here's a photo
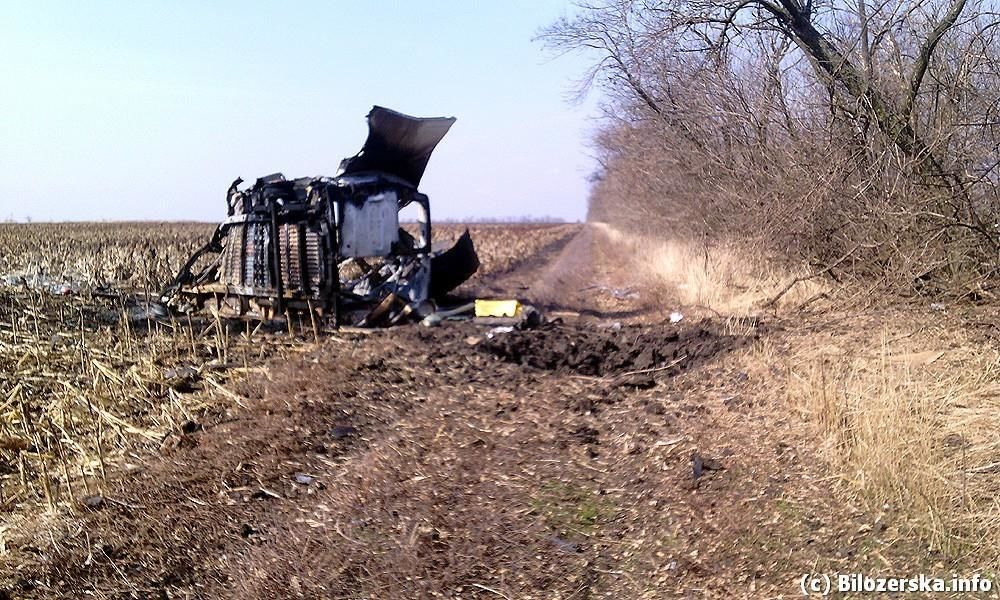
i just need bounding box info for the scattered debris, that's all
[293,473,316,485]
[0,273,84,296]
[330,425,357,440]
[692,453,724,479]
[164,365,198,380]
[421,302,475,327]
[81,494,105,510]
[547,535,580,553]
[486,326,515,339]
[421,314,443,327]
[251,488,282,501]
[127,300,169,321]
[611,287,639,300]
[669,311,684,324]
[475,299,522,318]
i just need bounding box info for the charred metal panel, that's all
[220,226,244,285]
[278,224,298,291]
[218,221,273,290]
[339,191,399,258]
[250,222,270,288]
[338,106,456,187]
[430,229,479,299]
[277,223,323,296]
[304,228,322,293]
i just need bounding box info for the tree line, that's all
[543,0,1000,294]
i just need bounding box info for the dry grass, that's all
[593,223,825,316]
[778,322,1000,569]
[608,221,1000,571]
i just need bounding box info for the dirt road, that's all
[1,226,918,598]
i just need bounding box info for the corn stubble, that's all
[0,223,291,516]
[0,221,571,518]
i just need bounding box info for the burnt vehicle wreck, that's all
[162,106,479,326]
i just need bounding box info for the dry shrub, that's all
[595,223,825,315]
[779,323,1000,567]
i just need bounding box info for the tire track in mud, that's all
[456,225,581,301]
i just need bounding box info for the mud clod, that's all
[480,322,743,376]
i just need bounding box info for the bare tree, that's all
[542,0,1000,291]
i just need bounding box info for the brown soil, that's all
[479,322,744,377]
[0,225,956,598]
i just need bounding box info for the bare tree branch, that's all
[904,0,970,119]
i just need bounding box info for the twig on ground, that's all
[763,245,860,310]
[469,583,512,599]
[613,355,688,379]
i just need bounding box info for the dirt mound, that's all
[480,322,743,376]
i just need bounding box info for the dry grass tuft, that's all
[780,324,1000,569]
[593,223,825,316]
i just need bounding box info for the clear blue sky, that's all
[0,1,597,222]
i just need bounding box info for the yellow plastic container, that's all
[474,299,522,318]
